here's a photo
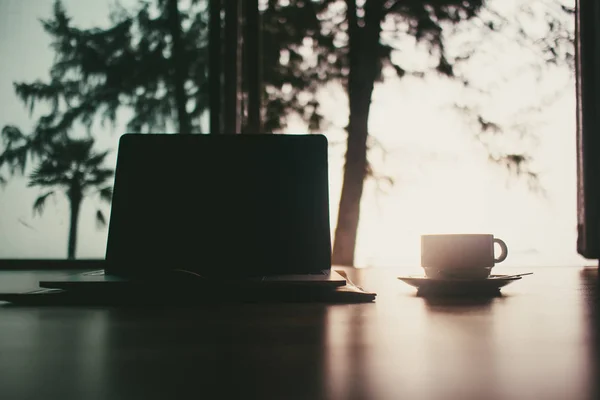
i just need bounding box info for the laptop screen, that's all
[105,134,331,277]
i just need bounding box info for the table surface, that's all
[0,266,597,400]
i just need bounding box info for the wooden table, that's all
[0,266,597,400]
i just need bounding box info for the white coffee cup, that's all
[421,234,508,279]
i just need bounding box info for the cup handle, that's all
[493,238,508,263]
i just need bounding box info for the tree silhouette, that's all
[0,0,208,257]
[0,0,208,260]
[27,138,113,259]
[5,0,208,145]
[261,0,487,265]
[260,0,573,265]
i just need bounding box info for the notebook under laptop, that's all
[40,134,345,289]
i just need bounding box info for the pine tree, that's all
[260,0,573,265]
[7,0,208,145]
[261,0,486,265]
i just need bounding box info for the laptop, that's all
[40,133,346,289]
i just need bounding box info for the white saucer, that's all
[397,274,524,294]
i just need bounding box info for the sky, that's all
[0,0,589,270]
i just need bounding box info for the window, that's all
[0,0,585,269]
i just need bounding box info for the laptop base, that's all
[39,269,346,290]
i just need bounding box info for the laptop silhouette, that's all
[40,134,345,289]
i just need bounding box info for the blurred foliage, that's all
[14,0,208,136]
[260,0,486,133]
[1,0,208,176]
